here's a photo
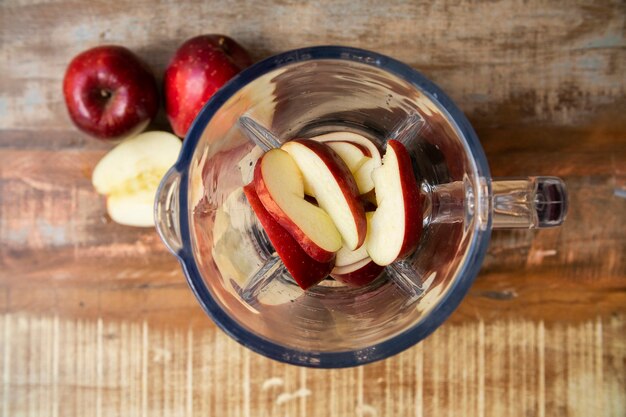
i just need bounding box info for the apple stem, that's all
[218,36,228,52]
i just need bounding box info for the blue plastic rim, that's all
[169,46,492,368]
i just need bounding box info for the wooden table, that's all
[1,1,624,416]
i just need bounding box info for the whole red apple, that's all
[63,45,159,140]
[164,34,252,138]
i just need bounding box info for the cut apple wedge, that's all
[92,131,182,227]
[253,148,341,262]
[311,131,377,156]
[334,211,374,267]
[335,243,368,268]
[331,257,384,287]
[106,190,158,228]
[296,141,367,197]
[323,141,369,173]
[366,140,423,266]
[282,139,366,251]
[244,184,334,290]
[311,132,382,194]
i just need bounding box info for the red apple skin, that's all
[253,155,336,263]
[62,46,159,140]
[359,190,377,211]
[331,260,384,287]
[387,140,424,259]
[243,184,333,289]
[291,139,368,249]
[164,35,252,138]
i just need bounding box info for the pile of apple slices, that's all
[245,133,423,290]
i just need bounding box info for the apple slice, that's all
[298,138,369,196]
[281,139,366,251]
[312,132,382,194]
[323,141,370,173]
[334,211,375,267]
[106,190,158,228]
[311,132,377,156]
[92,131,182,227]
[335,243,368,268]
[253,148,341,262]
[331,257,384,287]
[366,140,423,266]
[244,184,334,289]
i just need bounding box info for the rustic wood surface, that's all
[0,0,624,416]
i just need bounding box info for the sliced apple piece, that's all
[105,190,156,228]
[331,257,384,287]
[299,138,370,196]
[323,141,369,173]
[253,148,341,262]
[334,211,374,267]
[335,243,369,268]
[366,140,423,266]
[282,139,366,251]
[92,131,182,227]
[244,184,334,289]
[311,131,376,157]
[311,132,382,194]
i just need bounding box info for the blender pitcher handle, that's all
[155,167,183,255]
[491,176,568,229]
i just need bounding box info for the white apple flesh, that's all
[253,148,342,262]
[281,139,367,251]
[92,131,182,227]
[332,257,372,275]
[366,140,423,266]
[334,211,374,267]
[323,141,369,173]
[311,132,382,194]
[106,190,157,228]
[299,140,369,196]
[335,243,368,268]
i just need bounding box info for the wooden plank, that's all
[0,313,624,417]
[0,0,625,415]
[0,0,624,139]
[1,137,623,325]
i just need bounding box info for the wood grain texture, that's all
[0,314,624,417]
[0,0,624,138]
[0,0,625,415]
